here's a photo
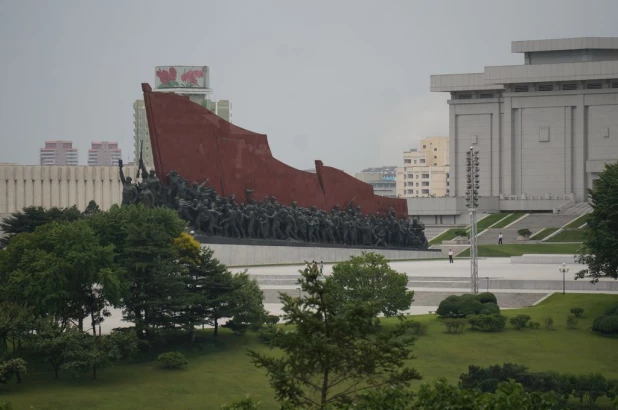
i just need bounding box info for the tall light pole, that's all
[466,146,480,294]
[558,263,569,295]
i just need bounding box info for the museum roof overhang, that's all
[431,60,618,93]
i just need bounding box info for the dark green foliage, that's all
[527,321,540,330]
[157,352,188,369]
[0,358,26,384]
[436,293,500,318]
[604,304,618,316]
[329,252,414,317]
[510,314,531,330]
[0,205,82,247]
[592,314,618,334]
[566,315,578,329]
[453,229,469,238]
[0,221,122,333]
[477,292,498,305]
[221,397,262,409]
[409,320,427,335]
[576,161,618,281]
[570,307,584,318]
[517,228,532,237]
[248,263,421,408]
[569,373,615,408]
[544,316,554,330]
[467,314,506,332]
[442,318,467,334]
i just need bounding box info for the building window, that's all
[586,82,603,90]
[416,183,419,187]
[479,93,494,98]
[422,145,426,149]
[422,182,429,186]
[422,189,430,194]
[420,159,425,164]
[434,148,437,151]
[433,163,437,166]
[562,83,578,91]
[537,84,553,92]
[514,85,529,92]
[413,160,417,164]
[434,156,437,159]
[416,175,419,179]
[404,159,411,164]
[458,94,472,99]
[422,174,429,179]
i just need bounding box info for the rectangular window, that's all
[434,156,437,159]
[479,93,494,98]
[422,189,430,194]
[404,159,411,164]
[420,159,425,164]
[422,145,426,149]
[434,148,437,151]
[422,174,429,179]
[458,94,472,99]
[413,160,417,164]
[586,82,603,90]
[537,84,553,92]
[422,182,429,186]
[433,163,437,166]
[416,183,419,187]
[562,83,577,91]
[514,85,529,92]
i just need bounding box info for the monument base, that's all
[199,240,442,267]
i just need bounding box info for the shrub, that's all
[477,292,498,305]
[442,318,467,334]
[264,315,280,326]
[517,228,532,237]
[593,315,618,334]
[436,293,500,318]
[409,320,428,335]
[454,230,469,238]
[570,307,584,318]
[510,314,531,330]
[467,314,506,332]
[527,321,540,330]
[544,316,554,330]
[603,305,618,316]
[157,352,188,370]
[566,315,578,330]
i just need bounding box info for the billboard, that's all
[155,66,209,89]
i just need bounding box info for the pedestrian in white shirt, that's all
[448,249,454,263]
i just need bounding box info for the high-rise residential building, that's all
[133,100,153,167]
[355,166,398,198]
[39,141,78,166]
[88,141,122,166]
[396,137,450,198]
[133,66,232,167]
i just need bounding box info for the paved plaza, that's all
[100,257,617,333]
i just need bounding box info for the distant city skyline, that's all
[2,1,618,174]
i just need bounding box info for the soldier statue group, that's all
[119,160,428,249]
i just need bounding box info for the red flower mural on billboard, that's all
[156,67,204,88]
[180,69,205,87]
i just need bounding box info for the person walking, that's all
[319,261,324,274]
[498,232,503,245]
[448,249,454,264]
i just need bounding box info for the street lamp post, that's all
[466,146,480,294]
[485,277,490,292]
[558,263,569,295]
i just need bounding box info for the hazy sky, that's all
[1,0,617,174]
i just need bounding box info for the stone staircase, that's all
[508,214,577,231]
[477,228,520,245]
[557,202,592,215]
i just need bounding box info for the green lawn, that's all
[4,294,618,410]
[546,229,586,243]
[491,213,526,229]
[531,227,559,240]
[564,213,591,229]
[476,213,509,230]
[458,243,581,257]
[429,228,465,246]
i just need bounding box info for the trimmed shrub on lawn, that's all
[157,352,188,370]
[436,293,500,318]
[592,315,618,335]
[527,321,540,330]
[544,317,554,330]
[566,315,578,330]
[570,307,584,318]
[442,318,467,334]
[517,228,532,238]
[604,305,618,316]
[409,320,428,335]
[467,314,506,332]
[510,314,531,330]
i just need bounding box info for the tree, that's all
[329,252,414,317]
[224,272,267,335]
[576,161,618,282]
[248,263,420,408]
[0,221,123,333]
[33,322,83,379]
[87,205,186,338]
[0,358,26,385]
[0,205,82,247]
[0,303,35,354]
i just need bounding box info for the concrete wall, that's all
[204,243,442,267]
[0,165,138,214]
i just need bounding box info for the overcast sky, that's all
[1,0,616,174]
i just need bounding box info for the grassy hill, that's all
[3,294,618,409]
